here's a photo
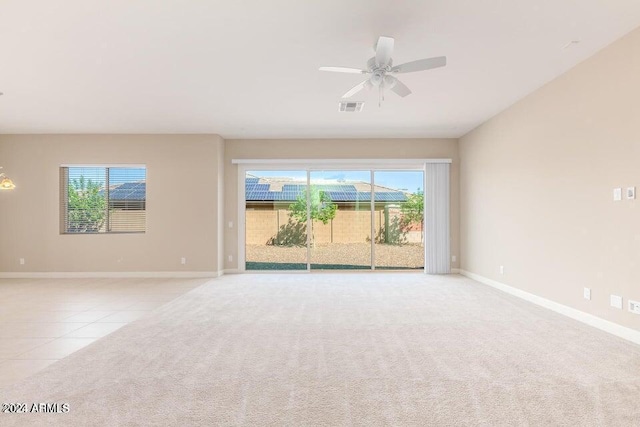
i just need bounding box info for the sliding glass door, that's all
[245,170,308,270]
[243,167,426,271]
[309,171,372,270]
[373,171,424,270]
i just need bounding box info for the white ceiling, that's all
[1,0,640,139]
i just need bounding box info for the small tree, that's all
[67,176,106,233]
[401,189,424,243]
[288,187,337,246]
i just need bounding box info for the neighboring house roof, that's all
[245,177,407,202]
[108,182,146,201]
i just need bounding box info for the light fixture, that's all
[0,167,16,190]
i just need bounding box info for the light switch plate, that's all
[583,287,591,300]
[610,294,623,309]
[627,187,636,200]
[613,188,622,201]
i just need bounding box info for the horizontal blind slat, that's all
[62,166,146,234]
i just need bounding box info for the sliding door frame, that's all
[235,159,451,273]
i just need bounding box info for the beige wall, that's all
[0,134,224,273]
[224,138,459,271]
[0,136,457,274]
[460,28,640,331]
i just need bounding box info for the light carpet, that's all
[2,274,640,426]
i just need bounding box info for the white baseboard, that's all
[0,271,220,279]
[1,269,454,278]
[459,270,640,346]
[225,269,457,275]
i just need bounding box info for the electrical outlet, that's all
[228,255,233,263]
[583,287,591,300]
[228,221,233,229]
[610,294,623,309]
[629,300,640,315]
[180,257,186,265]
[499,265,504,275]
[19,258,25,265]
[451,255,457,262]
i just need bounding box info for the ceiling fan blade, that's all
[319,66,367,74]
[342,79,369,98]
[390,56,447,73]
[375,36,394,67]
[386,76,412,97]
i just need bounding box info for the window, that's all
[61,166,146,234]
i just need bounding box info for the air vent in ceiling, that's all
[338,101,364,112]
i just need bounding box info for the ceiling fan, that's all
[319,36,446,104]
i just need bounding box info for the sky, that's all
[68,167,146,186]
[247,170,423,193]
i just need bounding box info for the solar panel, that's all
[245,183,271,201]
[282,184,304,191]
[325,191,347,201]
[275,185,305,201]
[374,192,407,202]
[96,180,148,203]
[131,190,146,200]
[315,184,357,192]
[267,192,277,201]
[245,181,408,204]
[247,183,269,191]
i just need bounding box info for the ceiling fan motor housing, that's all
[367,57,392,87]
[367,57,392,71]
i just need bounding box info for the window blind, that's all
[424,163,450,274]
[61,166,146,234]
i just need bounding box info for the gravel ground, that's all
[246,243,424,269]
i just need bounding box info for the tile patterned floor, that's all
[0,277,209,388]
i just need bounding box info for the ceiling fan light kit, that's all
[320,36,447,105]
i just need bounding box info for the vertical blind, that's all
[61,166,147,234]
[425,163,451,274]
